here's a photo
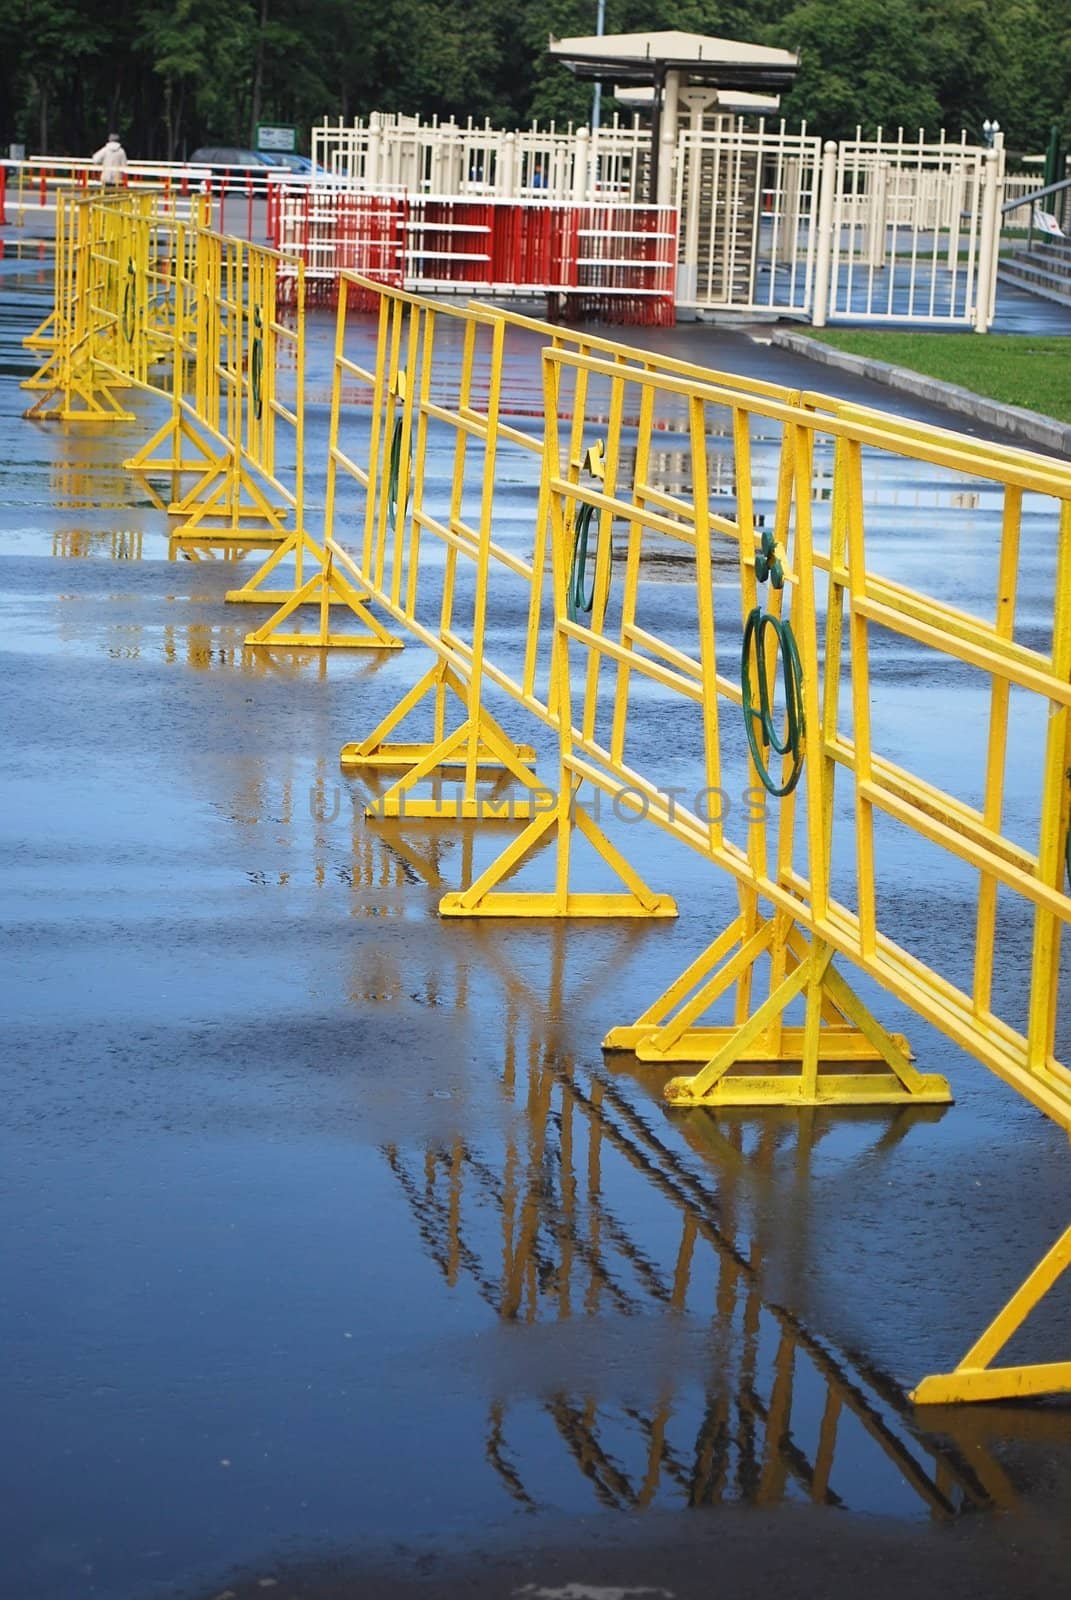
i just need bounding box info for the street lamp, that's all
[982,119,1001,149]
[591,0,606,136]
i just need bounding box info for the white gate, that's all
[675,122,822,317]
[816,132,1002,329]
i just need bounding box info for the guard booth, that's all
[548,30,800,307]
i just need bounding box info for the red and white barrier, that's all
[273,190,677,325]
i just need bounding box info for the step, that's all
[1004,240,1071,269]
[998,251,1071,285]
[996,263,1071,309]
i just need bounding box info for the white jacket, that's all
[92,139,127,183]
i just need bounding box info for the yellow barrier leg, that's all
[23,307,58,351]
[439,778,677,918]
[604,914,952,1108]
[342,662,542,818]
[169,456,290,543]
[240,538,404,650]
[912,1226,1071,1404]
[125,412,221,482]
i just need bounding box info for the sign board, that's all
[9,143,26,161]
[1033,205,1065,238]
[256,124,297,154]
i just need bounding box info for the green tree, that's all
[775,0,942,137]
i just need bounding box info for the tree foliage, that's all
[0,0,1067,157]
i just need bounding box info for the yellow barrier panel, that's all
[21,189,203,422]
[233,271,402,645]
[126,226,324,576]
[330,278,569,819]
[21,192,139,421]
[239,283,807,652]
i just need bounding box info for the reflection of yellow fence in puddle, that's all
[52,528,143,560]
[380,927,1020,1515]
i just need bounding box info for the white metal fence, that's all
[311,114,1002,329]
[674,123,821,315]
[312,112,650,203]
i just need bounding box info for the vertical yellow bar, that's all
[820,435,849,881]
[690,392,725,855]
[608,373,654,766]
[579,368,625,748]
[360,285,389,580]
[843,436,875,955]
[463,314,506,803]
[791,419,830,924]
[323,274,351,572]
[1026,497,1071,1072]
[973,485,1022,1015]
[407,306,436,622]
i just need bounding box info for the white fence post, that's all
[974,149,1000,333]
[573,126,590,202]
[812,141,838,327]
[867,161,888,268]
[500,132,517,200]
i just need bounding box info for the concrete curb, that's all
[770,329,1071,458]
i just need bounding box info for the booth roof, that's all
[548,30,799,87]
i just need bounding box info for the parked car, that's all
[186,146,281,176]
[263,152,330,177]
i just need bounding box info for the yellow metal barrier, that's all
[20,218,1071,1402]
[128,229,297,545]
[329,277,569,823]
[21,189,204,422]
[22,192,141,420]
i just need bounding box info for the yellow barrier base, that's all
[912,1225,1071,1404]
[23,308,57,351]
[343,662,543,818]
[240,537,404,651]
[124,413,224,508]
[225,528,325,606]
[168,455,291,543]
[603,913,953,1108]
[439,792,677,918]
[22,357,135,421]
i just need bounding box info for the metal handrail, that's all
[1000,173,1071,253]
[1001,173,1071,214]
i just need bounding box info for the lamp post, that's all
[982,119,1000,149]
[591,0,606,137]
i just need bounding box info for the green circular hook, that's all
[741,605,806,798]
[567,503,599,622]
[250,304,264,421]
[121,258,136,344]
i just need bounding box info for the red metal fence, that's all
[272,191,677,325]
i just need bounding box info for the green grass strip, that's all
[805,331,1071,424]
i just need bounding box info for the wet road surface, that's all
[2,263,1071,1600]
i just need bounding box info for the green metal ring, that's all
[121,259,136,344]
[250,305,264,421]
[386,413,408,531]
[567,502,599,622]
[741,605,806,798]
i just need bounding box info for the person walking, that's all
[92,133,127,185]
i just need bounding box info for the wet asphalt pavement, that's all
[2,255,1071,1600]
